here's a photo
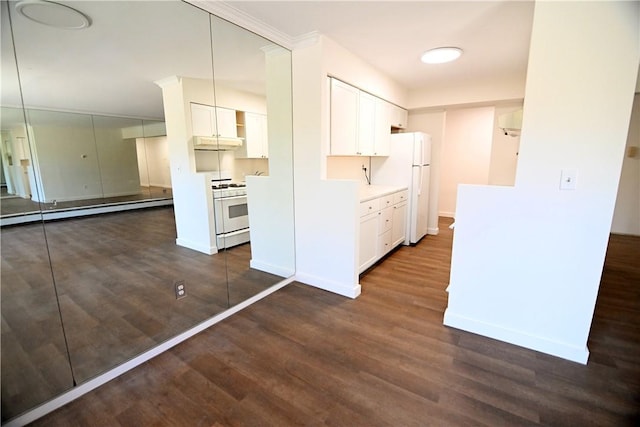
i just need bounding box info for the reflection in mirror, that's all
[4,0,229,390]
[11,0,233,385]
[1,1,74,421]
[208,15,295,306]
[2,0,295,421]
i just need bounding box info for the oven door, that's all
[214,195,249,234]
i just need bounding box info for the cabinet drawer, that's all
[380,194,394,210]
[360,198,380,217]
[393,190,408,205]
[378,207,393,234]
[377,229,392,257]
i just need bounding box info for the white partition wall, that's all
[444,1,639,363]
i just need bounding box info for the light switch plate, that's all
[560,169,577,190]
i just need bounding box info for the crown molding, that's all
[292,31,321,49]
[186,0,294,50]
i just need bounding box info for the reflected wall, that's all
[1,0,295,423]
[0,1,74,420]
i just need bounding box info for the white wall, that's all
[438,107,495,217]
[444,1,639,363]
[28,110,102,203]
[611,93,640,235]
[246,46,295,277]
[489,104,523,186]
[292,34,408,298]
[326,156,370,186]
[407,110,445,234]
[407,74,525,110]
[136,136,172,189]
[158,76,217,254]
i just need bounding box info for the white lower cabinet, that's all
[391,201,408,247]
[358,189,408,273]
[359,212,378,270]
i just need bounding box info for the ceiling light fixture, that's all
[15,0,91,30]
[420,47,463,64]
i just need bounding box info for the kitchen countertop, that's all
[359,185,408,202]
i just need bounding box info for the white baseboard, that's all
[175,238,217,255]
[250,259,295,277]
[427,227,439,235]
[439,211,456,218]
[443,309,589,364]
[295,272,361,299]
[5,277,295,427]
[1,200,173,226]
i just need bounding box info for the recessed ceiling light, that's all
[420,47,463,64]
[15,0,91,30]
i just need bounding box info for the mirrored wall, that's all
[0,0,295,422]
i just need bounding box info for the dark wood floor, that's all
[29,217,640,426]
[1,206,283,422]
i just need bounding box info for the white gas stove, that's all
[210,172,250,249]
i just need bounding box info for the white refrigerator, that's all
[371,132,431,244]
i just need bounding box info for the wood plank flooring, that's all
[1,206,283,422]
[29,217,640,426]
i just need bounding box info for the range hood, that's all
[193,136,243,150]
[498,109,523,137]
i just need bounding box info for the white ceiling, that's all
[225,0,535,92]
[2,0,536,121]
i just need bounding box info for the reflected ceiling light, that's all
[420,47,463,64]
[15,0,91,30]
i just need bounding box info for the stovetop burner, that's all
[212,182,247,190]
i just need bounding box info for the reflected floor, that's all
[0,186,173,217]
[1,206,283,421]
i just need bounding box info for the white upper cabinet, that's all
[390,104,408,129]
[374,98,391,156]
[190,103,237,138]
[329,78,360,155]
[329,77,394,157]
[358,91,376,156]
[215,107,238,138]
[237,112,268,158]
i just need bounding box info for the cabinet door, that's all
[240,112,268,158]
[378,229,392,257]
[391,105,408,129]
[391,201,408,247]
[191,103,214,137]
[214,107,237,138]
[330,78,359,155]
[374,99,391,156]
[358,92,376,156]
[359,212,378,272]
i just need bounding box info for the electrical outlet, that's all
[560,169,577,190]
[174,280,186,299]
